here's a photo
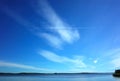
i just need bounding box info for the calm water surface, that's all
[0,74,120,81]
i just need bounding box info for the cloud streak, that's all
[1,0,80,49]
[0,61,51,71]
[111,58,120,68]
[39,50,86,68]
[41,33,63,49]
[109,49,120,68]
[0,4,44,39]
[96,48,120,69]
[36,0,80,48]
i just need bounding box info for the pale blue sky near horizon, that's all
[0,0,120,73]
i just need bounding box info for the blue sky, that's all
[0,0,120,73]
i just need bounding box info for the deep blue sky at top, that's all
[0,0,120,73]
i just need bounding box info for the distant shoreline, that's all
[0,72,112,76]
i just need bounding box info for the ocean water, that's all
[0,74,120,81]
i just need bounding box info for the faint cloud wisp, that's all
[36,0,80,48]
[41,33,63,49]
[0,61,51,71]
[39,50,86,68]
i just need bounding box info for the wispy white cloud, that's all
[41,33,63,49]
[96,48,120,69]
[101,48,120,58]
[39,50,86,68]
[0,61,51,71]
[36,0,80,48]
[2,0,80,49]
[109,50,120,68]
[111,57,120,68]
[0,5,39,33]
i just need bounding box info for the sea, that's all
[0,74,120,81]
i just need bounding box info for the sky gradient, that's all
[0,0,120,73]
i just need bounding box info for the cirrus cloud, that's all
[39,50,87,68]
[0,61,52,72]
[35,0,80,48]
